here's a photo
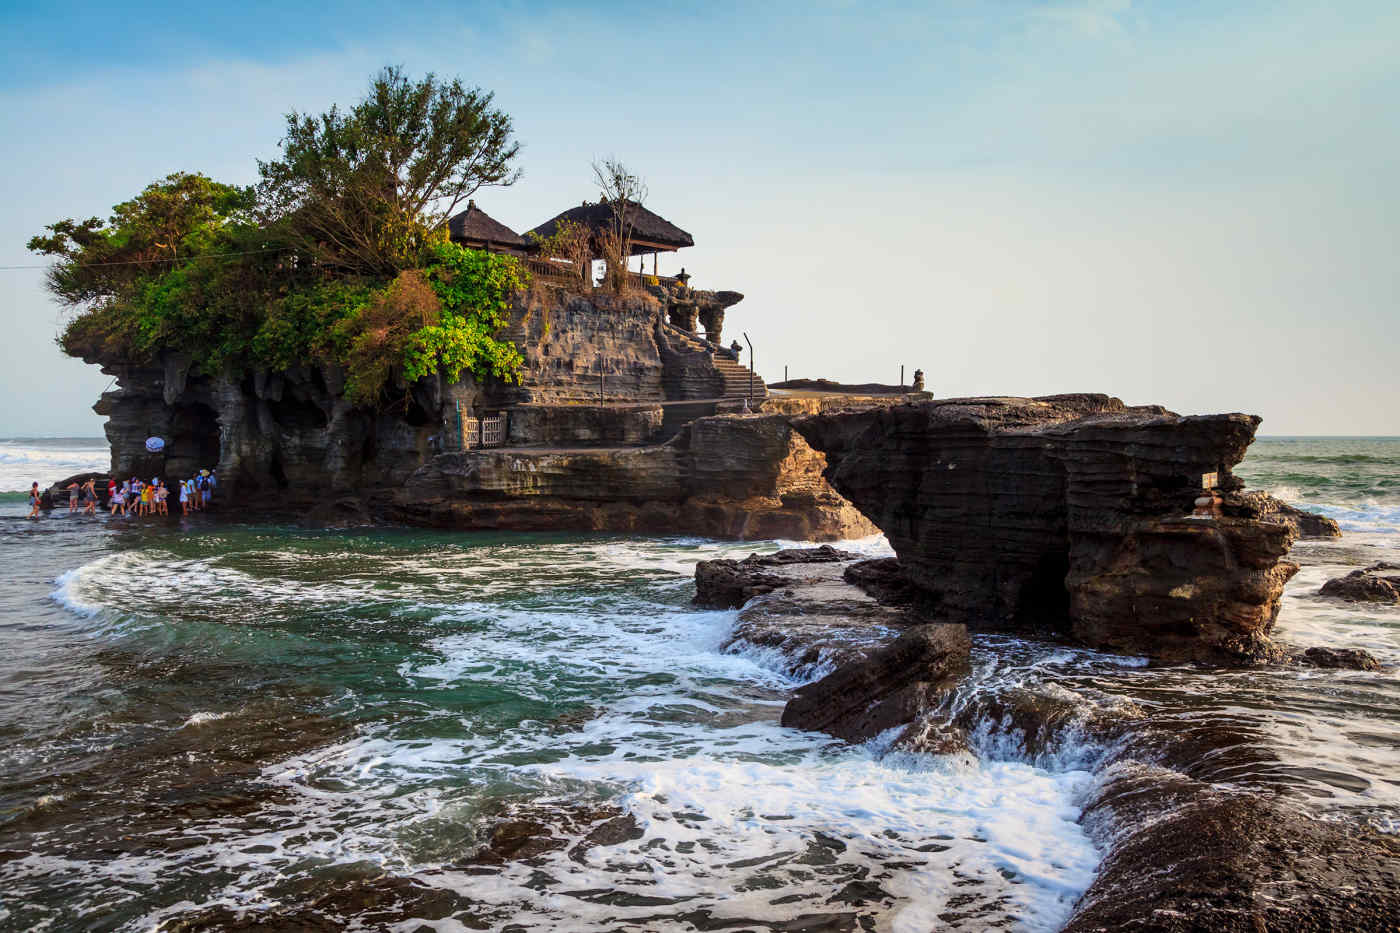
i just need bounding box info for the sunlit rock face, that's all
[791,394,1300,663]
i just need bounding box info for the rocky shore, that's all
[695,546,1399,931]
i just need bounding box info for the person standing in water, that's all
[111,481,128,516]
[81,478,97,516]
[28,482,41,519]
[66,482,79,513]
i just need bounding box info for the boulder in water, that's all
[1319,568,1400,604]
[1297,646,1383,671]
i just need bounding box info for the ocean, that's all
[0,437,1396,931]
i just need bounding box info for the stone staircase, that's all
[656,321,766,401]
[713,354,767,400]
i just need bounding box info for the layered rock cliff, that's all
[84,282,871,540]
[391,414,877,541]
[791,394,1300,663]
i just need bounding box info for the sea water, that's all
[0,437,1396,931]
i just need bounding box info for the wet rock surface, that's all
[781,623,970,743]
[1319,564,1400,603]
[693,545,861,608]
[791,394,1301,663]
[1295,645,1384,671]
[701,548,929,678]
[1230,489,1342,538]
[1065,770,1400,932]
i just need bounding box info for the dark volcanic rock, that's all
[842,557,922,606]
[693,545,860,608]
[1065,772,1400,932]
[1296,646,1384,671]
[718,557,926,677]
[780,623,970,743]
[1320,567,1400,603]
[694,559,787,609]
[1231,490,1342,538]
[791,395,1300,663]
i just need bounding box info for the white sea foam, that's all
[0,438,108,493]
[182,711,233,727]
[36,532,1102,930]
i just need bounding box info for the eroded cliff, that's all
[791,394,1300,662]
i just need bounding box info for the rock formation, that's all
[693,545,861,609]
[1231,490,1342,539]
[392,414,877,541]
[1319,563,1400,603]
[696,547,970,742]
[77,283,866,539]
[1065,772,1400,931]
[791,394,1300,663]
[780,623,970,743]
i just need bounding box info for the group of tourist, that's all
[26,469,218,520]
[108,470,217,517]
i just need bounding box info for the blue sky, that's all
[2,0,1397,434]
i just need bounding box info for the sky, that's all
[1,0,1396,436]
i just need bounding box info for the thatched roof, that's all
[447,201,528,250]
[525,199,695,254]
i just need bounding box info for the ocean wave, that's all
[0,439,109,493]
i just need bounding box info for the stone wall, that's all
[393,414,878,541]
[504,404,664,447]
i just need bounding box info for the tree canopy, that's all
[257,65,520,275]
[31,67,529,408]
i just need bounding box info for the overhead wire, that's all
[0,246,293,272]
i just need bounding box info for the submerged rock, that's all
[780,623,970,743]
[791,395,1300,663]
[1320,567,1400,603]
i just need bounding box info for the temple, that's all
[446,198,750,358]
[424,196,769,451]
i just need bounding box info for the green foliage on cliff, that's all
[411,240,526,385]
[31,68,529,407]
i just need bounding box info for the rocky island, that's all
[25,68,1394,932]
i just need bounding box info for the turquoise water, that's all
[0,437,1397,931]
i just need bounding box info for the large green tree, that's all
[257,65,520,276]
[27,172,255,308]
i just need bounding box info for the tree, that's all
[592,158,648,294]
[27,172,255,308]
[258,66,520,276]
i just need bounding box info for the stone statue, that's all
[912,369,925,392]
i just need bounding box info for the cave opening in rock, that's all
[1015,547,1073,634]
[267,395,328,431]
[168,402,221,475]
